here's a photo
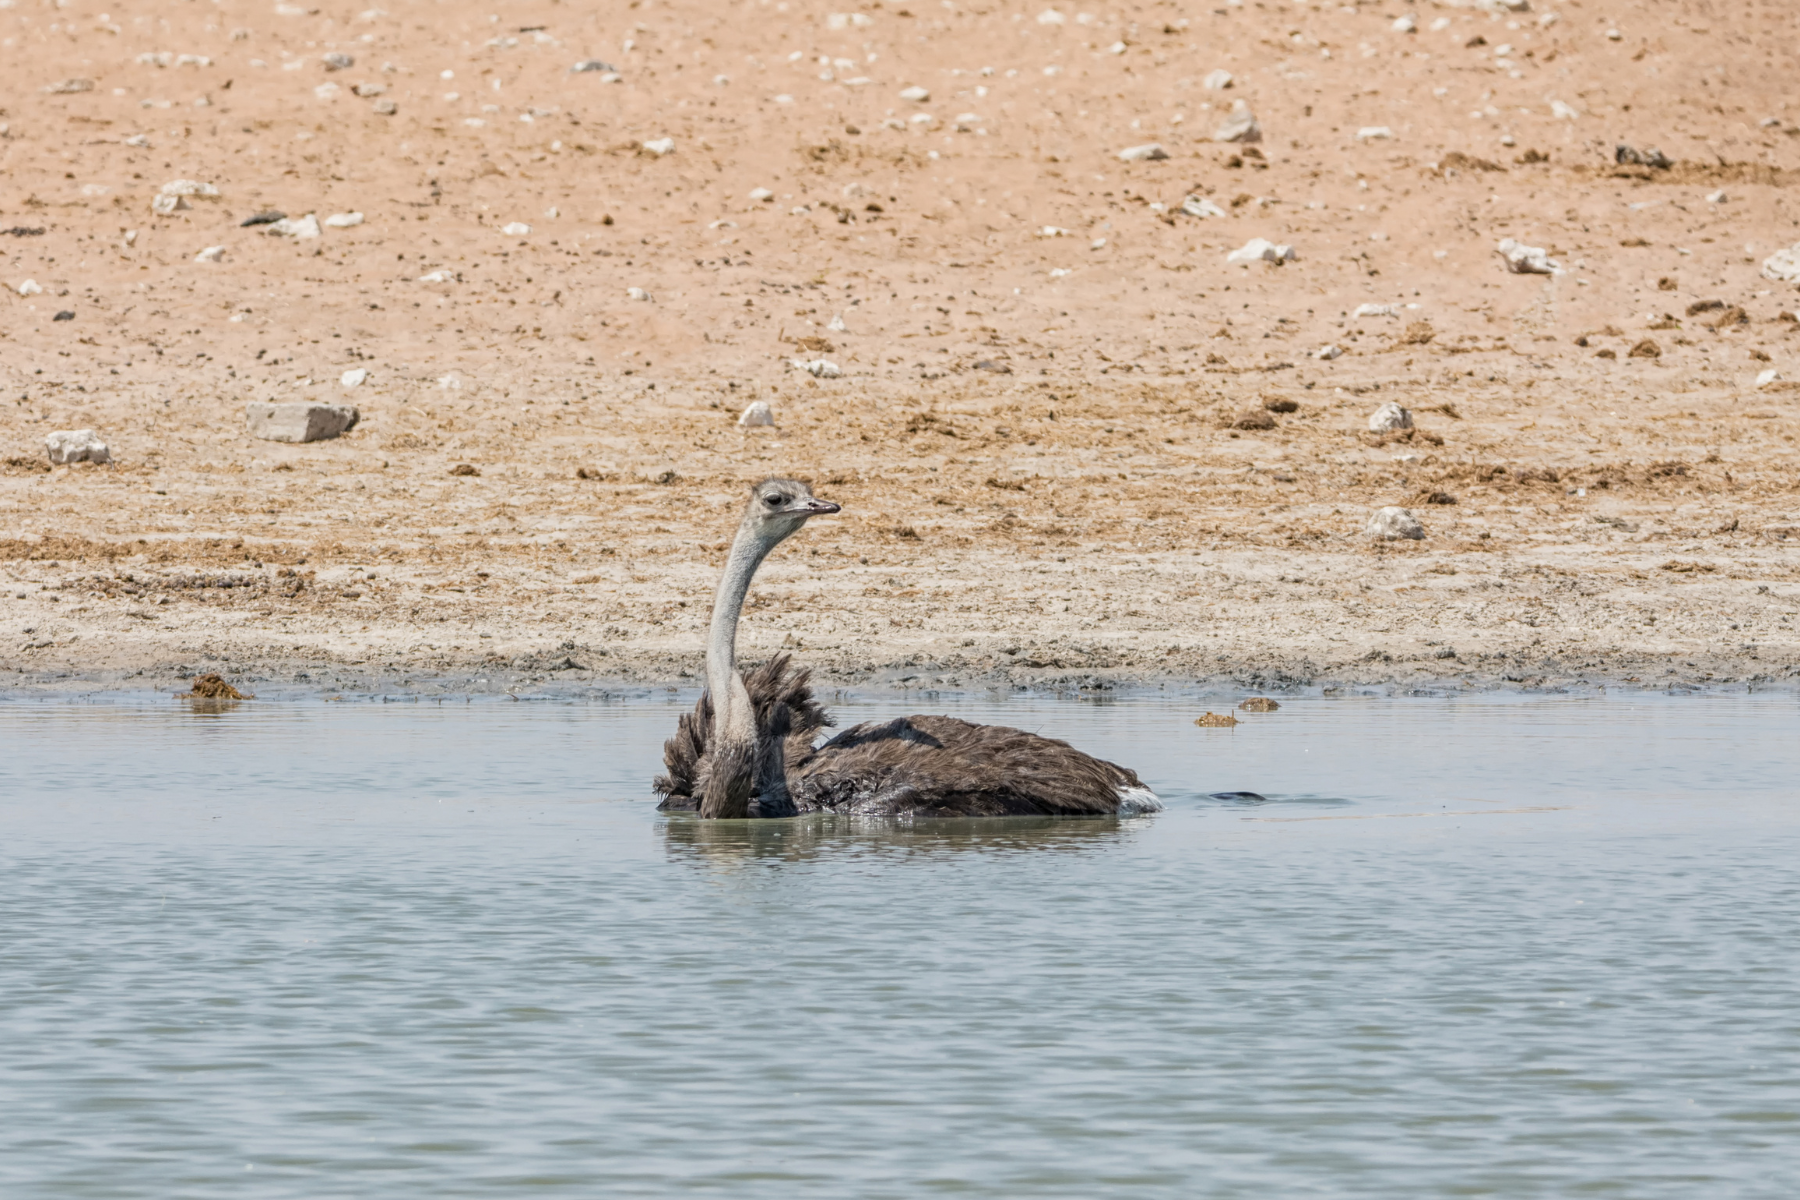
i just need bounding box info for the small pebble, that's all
[193,245,225,262]
[1367,401,1414,433]
[340,368,368,388]
[323,52,354,70]
[627,287,652,301]
[899,85,930,102]
[1117,142,1169,162]
[1215,99,1261,143]
[324,212,364,228]
[241,210,286,227]
[738,401,775,427]
[45,429,111,464]
[502,222,531,235]
[641,137,675,156]
[1366,506,1425,541]
[266,213,322,239]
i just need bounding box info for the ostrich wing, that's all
[791,715,1157,817]
[654,653,834,810]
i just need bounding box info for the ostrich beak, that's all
[795,497,841,516]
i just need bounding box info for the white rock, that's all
[627,287,652,301]
[323,51,354,70]
[1352,303,1398,318]
[1756,369,1783,388]
[1037,8,1065,24]
[1316,344,1343,360]
[1356,126,1394,141]
[1225,237,1295,265]
[1496,237,1560,275]
[748,187,775,201]
[1181,195,1226,218]
[641,137,675,156]
[45,429,111,465]
[1091,237,1107,250]
[1367,401,1415,433]
[353,82,386,97]
[437,375,462,390]
[1392,13,1417,32]
[151,193,188,215]
[826,12,874,30]
[417,269,460,283]
[314,82,340,100]
[246,402,360,443]
[571,59,617,73]
[17,279,43,296]
[954,113,980,132]
[1117,142,1169,162]
[1366,506,1425,541]
[324,211,364,227]
[340,367,369,388]
[738,400,776,427]
[502,222,531,235]
[267,213,322,240]
[827,313,848,333]
[1108,40,1126,54]
[1706,190,1727,204]
[899,85,930,102]
[790,358,841,378]
[1550,99,1580,120]
[1760,243,1800,283]
[372,99,398,115]
[1202,68,1233,90]
[1215,99,1261,143]
[193,245,225,262]
[909,113,934,127]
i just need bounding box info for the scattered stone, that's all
[1401,320,1435,344]
[193,245,225,262]
[1315,344,1343,359]
[1202,69,1233,90]
[502,221,531,235]
[46,78,95,94]
[17,279,43,296]
[1117,142,1169,162]
[826,12,874,30]
[1627,338,1661,359]
[1180,195,1226,218]
[372,98,398,115]
[1239,697,1280,712]
[1757,369,1783,388]
[245,402,359,443]
[1686,299,1724,316]
[1367,401,1415,433]
[45,429,111,465]
[1550,99,1580,120]
[1215,99,1261,143]
[1496,237,1560,275]
[1356,126,1395,140]
[241,210,286,227]
[1230,408,1277,430]
[973,359,1013,373]
[790,358,842,378]
[1614,143,1671,169]
[571,59,618,73]
[151,194,188,216]
[1352,303,1397,318]
[748,187,775,201]
[1762,243,1800,284]
[627,287,652,301]
[1225,237,1296,265]
[417,269,459,283]
[738,400,776,427]
[322,52,354,70]
[52,310,74,321]
[827,313,848,332]
[1263,396,1299,413]
[340,367,368,388]
[1435,647,1458,660]
[1366,506,1425,540]
[449,463,480,476]
[641,137,675,156]
[267,213,322,239]
[353,82,386,97]
[186,674,250,700]
[1391,13,1417,32]
[1706,189,1728,204]
[899,85,930,102]
[1194,711,1239,727]
[324,212,364,228]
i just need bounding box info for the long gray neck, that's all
[705,523,777,741]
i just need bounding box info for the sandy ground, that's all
[3,0,1799,696]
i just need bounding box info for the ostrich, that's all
[655,478,1161,819]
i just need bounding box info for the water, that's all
[3,690,1799,1198]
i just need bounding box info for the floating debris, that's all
[1239,697,1281,712]
[1195,712,1239,727]
[186,674,251,699]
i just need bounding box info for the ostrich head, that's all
[737,477,841,549]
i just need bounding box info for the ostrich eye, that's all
[764,494,784,507]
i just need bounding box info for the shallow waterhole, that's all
[2,691,1797,1198]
